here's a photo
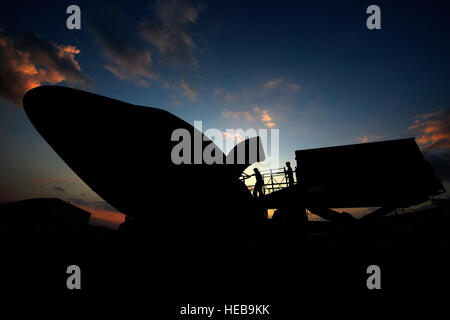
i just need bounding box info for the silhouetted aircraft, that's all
[24,86,265,251]
[23,86,446,252]
[17,86,450,299]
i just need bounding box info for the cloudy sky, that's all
[0,0,449,227]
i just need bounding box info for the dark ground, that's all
[1,198,449,316]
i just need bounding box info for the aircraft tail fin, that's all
[225,136,265,178]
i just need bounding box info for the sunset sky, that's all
[0,0,449,228]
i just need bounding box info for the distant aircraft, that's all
[24,86,266,251]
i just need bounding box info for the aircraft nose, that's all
[23,86,60,125]
[23,86,86,150]
[23,86,42,118]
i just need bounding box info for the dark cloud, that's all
[89,0,202,86]
[0,31,89,106]
[155,0,200,26]
[88,5,162,86]
[53,186,65,192]
[140,0,202,67]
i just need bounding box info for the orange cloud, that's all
[180,79,197,100]
[408,109,450,150]
[242,111,253,121]
[222,109,241,119]
[222,131,244,142]
[253,106,277,128]
[59,45,80,55]
[287,83,301,92]
[263,77,301,92]
[0,31,88,106]
[263,77,283,89]
[261,110,272,122]
[58,45,81,71]
[222,106,277,127]
[225,92,235,101]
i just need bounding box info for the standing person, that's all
[253,168,264,198]
[286,162,294,187]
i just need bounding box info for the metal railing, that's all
[240,167,296,195]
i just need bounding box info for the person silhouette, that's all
[253,168,264,198]
[286,162,294,187]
